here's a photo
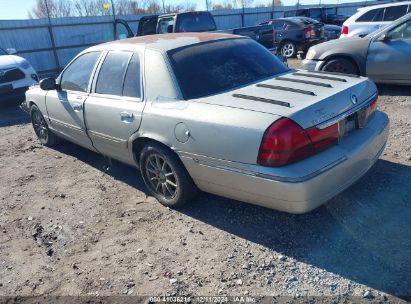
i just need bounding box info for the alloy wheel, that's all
[32,110,48,142]
[282,43,295,58]
[145,154,178,199]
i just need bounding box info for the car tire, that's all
[281,41,297,58]
[30,104,60,147]
[139,142,198,208]
[321,58,359,75]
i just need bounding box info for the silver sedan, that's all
[22,33,389,214]
[302,13,411,85]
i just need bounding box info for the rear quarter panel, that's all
[139,99,280,164]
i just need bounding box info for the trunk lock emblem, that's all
[351,94,358,105]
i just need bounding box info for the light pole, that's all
[205,0,209,11]
[162,0,166,13]
[109,0,116,39]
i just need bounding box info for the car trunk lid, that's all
[195,69,377,129]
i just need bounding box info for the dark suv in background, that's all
[259,17,325,58]
[284,7,349,25]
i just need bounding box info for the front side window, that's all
[61,52,101,92]
[168,38,289,100]
[384,5,408,22]
[96,51,132,96]
[388,20,411,40]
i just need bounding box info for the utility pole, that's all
[271,0,275,19]
[162,0,166,13]
[44,0,60,72]
[109,0,116,39]
[206,0,209,11]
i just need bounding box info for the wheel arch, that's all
[130,134,177,166]
[319,54,363,76]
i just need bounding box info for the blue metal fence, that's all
[0,0,388,75]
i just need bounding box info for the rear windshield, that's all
[175,13,216,32]
[168,38,289,100]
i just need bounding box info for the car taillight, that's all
[304,28,312,39]
[257,118,339,167]
[306,124,339,152]
[341,25,349,35]
[365,96,378,123]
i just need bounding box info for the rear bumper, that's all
[180,111,389,214]
[297,38,325,52]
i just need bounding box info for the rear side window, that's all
[356,9,378,22]
[61,52,101,92]
[96,52,132,96]
[384,5,408,22]
[175,13,217,32]
[272,20,286,30]
[123,54,141,98]
[168,38,289,100]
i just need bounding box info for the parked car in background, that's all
[260,17,325,58]
[118,11,279,51]
[0,47,38,104]
[324,24,342,40]
[303,13,411,85]
[340,1,411,38]
[136,11,217,35]
[284,7,349,26]
[22,33,389,214]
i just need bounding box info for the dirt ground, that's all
[0,60,410,302]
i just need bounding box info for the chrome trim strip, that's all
[316,92,378,130]
[255,156,348,183]
[88,130,124,143]
[189,155,348,184]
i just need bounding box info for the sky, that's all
[0,0,366,20]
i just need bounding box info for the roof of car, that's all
[87,32,239,53]
[358,1,411,11]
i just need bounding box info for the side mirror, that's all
[377,34,390,43]
[40,78,57,91]
[6,48,17,55]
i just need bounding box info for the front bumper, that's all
[0,86,29,103]
[301,59,324,71]
[180,111,389,214]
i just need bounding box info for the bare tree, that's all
[28,0,73,18]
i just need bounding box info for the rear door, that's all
[46,51,102,149]
[84,51,144,163]
[367,19,411,83]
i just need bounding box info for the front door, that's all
[367,19,411,83]
[85,51,144,164]
[46,51,102,149]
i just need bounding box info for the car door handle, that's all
[120,111,134,122]
[72,103,83,112]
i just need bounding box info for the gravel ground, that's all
[0,60,410,302]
